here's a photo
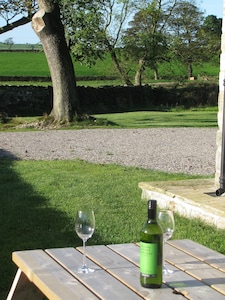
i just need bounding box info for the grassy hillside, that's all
[0,50,220,81]
[0,51,117,78]
[1,52,50,76]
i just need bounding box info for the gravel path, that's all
[0,128,217,175]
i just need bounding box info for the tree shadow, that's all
[0,151,80,299]
[0,148,18,159]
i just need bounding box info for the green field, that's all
[1,52,50,76]
[0,50,220,83]
[0,51,118,78]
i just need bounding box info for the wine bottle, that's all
[140,200,163,288]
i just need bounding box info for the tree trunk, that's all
[32,0,79,122]
[109,49,133,86]
[153,62,159,80]
[153,65,159,80]
[134,59,145,86]
[188,63,193,78]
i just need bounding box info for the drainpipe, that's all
[216,79,225,196]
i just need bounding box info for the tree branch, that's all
[0,16,31,34]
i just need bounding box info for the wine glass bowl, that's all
[75,217,95,241]
[157,210,175,275]
[75,210,95,274]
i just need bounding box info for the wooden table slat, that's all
[12,249,98,300]
[165,244,225,296]
[164,265,225,300]
[107,243,225,300]
[8,240,225,300]
[82,244,184,300]
[106,243,140,266]
[168,239,225,272]
[46,247,142,300]
[77,244,134,269]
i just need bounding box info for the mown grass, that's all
[93,108,218,128]
[0,107,218,131]
[0,158,221,300]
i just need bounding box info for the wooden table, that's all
[7,239,225,300]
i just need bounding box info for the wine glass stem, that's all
[163,241,165,266]
[163,237,168,268]
[82,239,86,267]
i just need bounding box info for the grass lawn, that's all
[0,158,223,299]
[0,107,218,131]
[93,108,218,128]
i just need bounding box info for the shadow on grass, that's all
[0,152,80,299]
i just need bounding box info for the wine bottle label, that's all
[140,242,157,277]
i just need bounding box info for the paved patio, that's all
[139,178,225,229]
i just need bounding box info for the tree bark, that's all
[134,59,145,86]
[32,0,79,122]
[109,48,133,86]
[154,68,159,80]
[188,63,193,78]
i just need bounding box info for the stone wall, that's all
[0,85,53,116]
[0,83,219,117]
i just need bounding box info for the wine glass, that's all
[75,210,95,274]
[157,210,175,275]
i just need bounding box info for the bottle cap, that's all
[148,200,157,210]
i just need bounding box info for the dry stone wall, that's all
[0,84,219,117]
[0,85,52,116]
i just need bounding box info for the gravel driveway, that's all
[0,128,217,175]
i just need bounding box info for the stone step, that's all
[139,179,225,229]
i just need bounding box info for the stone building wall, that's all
[215,2,225,188]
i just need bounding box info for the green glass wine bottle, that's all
[140,200,163,288]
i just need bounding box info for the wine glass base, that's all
[77,265,95,274]
[163,266,174,275]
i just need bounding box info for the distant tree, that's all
[168,1,205,78]
[4,37,14,49]
[123,0,176,84]
[200,15,222,62]
[202,15,222,36]
[60,0,135,85]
